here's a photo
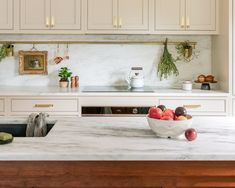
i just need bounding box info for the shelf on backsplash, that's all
[0,40,197,46]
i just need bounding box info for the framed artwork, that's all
[19,51,48,75]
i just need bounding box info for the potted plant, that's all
[58,67,72,88]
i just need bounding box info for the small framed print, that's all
[19,51,48,75]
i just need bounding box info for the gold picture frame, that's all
[19,51,48,75]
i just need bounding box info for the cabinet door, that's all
[118,0,149,30]
[87,0,117,30]
[20,0,50,30]
[51,0,81,30]
[155,0,185,31]
[186,0,216,31]
[0,0,13,29]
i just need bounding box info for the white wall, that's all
[0,35,211,88]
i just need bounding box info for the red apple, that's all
[185,128,197,141]
[161,116,174,121]
[148,107,163,119]
[162,109,174,119]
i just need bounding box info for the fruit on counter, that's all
[205,75,215,82]
[161,116,173,121]
[177,116,188,121]
[148,107,163,119]
[175,107,187,117]
[148,106,191,121]
[197,75,206,83]
[185,128,197,141]
[162,109,175,119]
[157,105,167,112]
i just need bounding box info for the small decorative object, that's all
[0,43,14,62]
[19,50,48,75]
[182,81,193,91]
[201,83,211,90]
[54,44,63,64]
[205,75,215,82]
[197,74,206,83]
[71,76,76,88]
[58,67,72,88]
[75,76,79,87]
[157,38,179,80]
[194,74,217,90]
[175,41,199,62]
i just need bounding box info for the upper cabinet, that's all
[0,0,13,30]
[154,0,217,33]
[186,0,216,31]
[0,0,218,34]
[87,0,149,32]
[20,0,81,31]
[155,0,185,31]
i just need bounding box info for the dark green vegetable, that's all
[157,39,179,80]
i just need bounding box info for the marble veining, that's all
[0,35,212,88]
[0,117,235,161]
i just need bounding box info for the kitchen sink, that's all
[0,124,55,137]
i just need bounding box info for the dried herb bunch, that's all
[157,39,179,80]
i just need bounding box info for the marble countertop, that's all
[0,86,229,97]
[0,117,235,161]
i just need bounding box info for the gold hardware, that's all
[0,41,197,46]
[51,16,55,27]
[119,17,122,28]
[186,17,190,28]
[113,17,118,28]
[181,16,185,28]
[183,105,201,109]
[46,17,50,27]
[34,104,54,108]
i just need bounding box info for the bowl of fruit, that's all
[147,105,193,138]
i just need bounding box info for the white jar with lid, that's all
[182,81,193,91]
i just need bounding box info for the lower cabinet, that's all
[159,97,228,116]
[10,97,79,117]
[0,98,5,116]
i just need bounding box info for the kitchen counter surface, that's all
[0,117,235,161]
[0,86,229,97]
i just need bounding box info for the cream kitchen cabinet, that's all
[0,0,13,30]
[86,0,149,33]
[20,0,81,31]
[159,97,228,116]
[0,99,5,116]
[10,97,80,117]
[154,0,217,33]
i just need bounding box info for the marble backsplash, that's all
[0,35,211,88]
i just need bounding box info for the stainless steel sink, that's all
[0,124,54,137]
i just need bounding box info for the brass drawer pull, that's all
[183,105,201,109]
[34,104,54,108]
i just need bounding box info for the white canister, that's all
[182,81,193,91]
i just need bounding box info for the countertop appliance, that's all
[127,67,145,88]
[82,86,154,93]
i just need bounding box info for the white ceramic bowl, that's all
[147,115,193,138]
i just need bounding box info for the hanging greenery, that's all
[0,43,14,62]
[175,41,199,62]
[157,38,179,80]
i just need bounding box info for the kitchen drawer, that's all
[0,99,4,112]
[159,98,227,115]
[11,98,79,114]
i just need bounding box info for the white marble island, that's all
[1,117,235,161]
